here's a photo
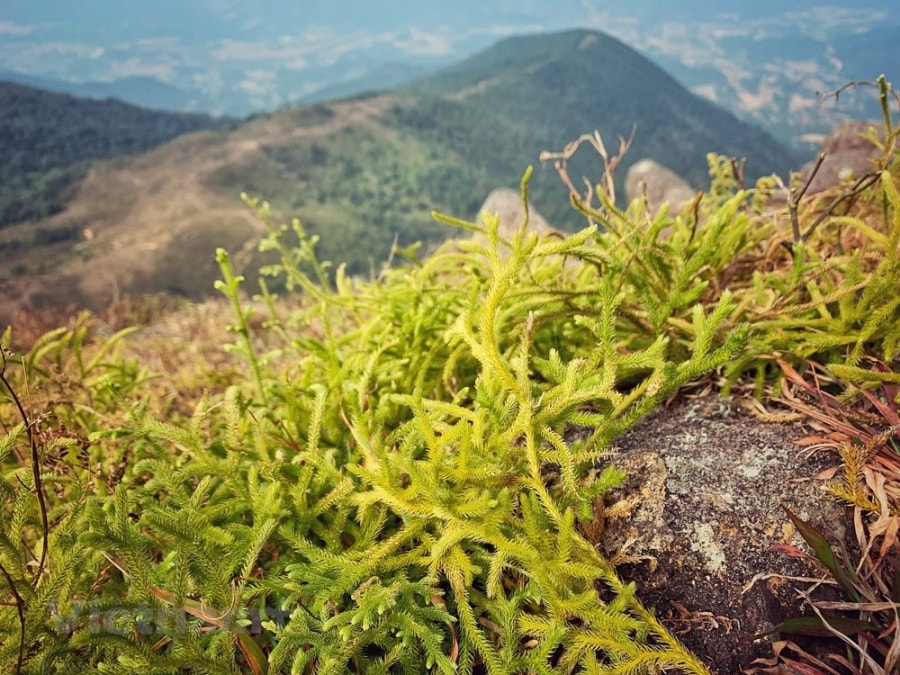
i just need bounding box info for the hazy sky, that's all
[3,1,891,56]
[1,1,894,113]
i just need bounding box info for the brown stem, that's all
[801,172,881,243]
[0,560,26,673]
[0,349,49,588]
[789,153,826,244]
[729,157,746,190]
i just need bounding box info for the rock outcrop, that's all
[476,187,554,239]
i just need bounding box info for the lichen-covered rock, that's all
[595,395,849,674]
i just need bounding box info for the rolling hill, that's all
[0,80,235,228]
[0,69,209,113]
[0,29,797,326]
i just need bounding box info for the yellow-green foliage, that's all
[0,122,898,672]
[570,146,900,397]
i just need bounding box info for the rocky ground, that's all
[596,394,849,673]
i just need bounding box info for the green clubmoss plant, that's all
[4,110,899,670]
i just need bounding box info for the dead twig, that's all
[786,153,825,244]
[0,348,49,587]
[539,127,635,209]
[801,171,882,243]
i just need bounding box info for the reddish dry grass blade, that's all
[767,358,900,673]
[103,554,269,675]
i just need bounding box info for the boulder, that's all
[592,394,850,674]
[625,158,696,215]
[476,187,555,239]
[801,120,884,194]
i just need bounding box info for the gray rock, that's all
[476,187,554,239]
[625,158,696,215]
[593,394,849,674]
[802,120,885,194]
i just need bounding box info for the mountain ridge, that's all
[0,69,208,113]
[1,28,798,325]
[397,29,795,218]
[3,0,893,142]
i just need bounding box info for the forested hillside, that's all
[394,29,796,229]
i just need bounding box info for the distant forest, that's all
[0,81,234,227]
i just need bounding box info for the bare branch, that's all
[0,349,49,588]
[801,171,881,243]
[789,153,825,244]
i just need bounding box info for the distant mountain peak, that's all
[407,27,796,190]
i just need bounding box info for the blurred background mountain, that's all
[2,1,897,152]
[0,1,896,324]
